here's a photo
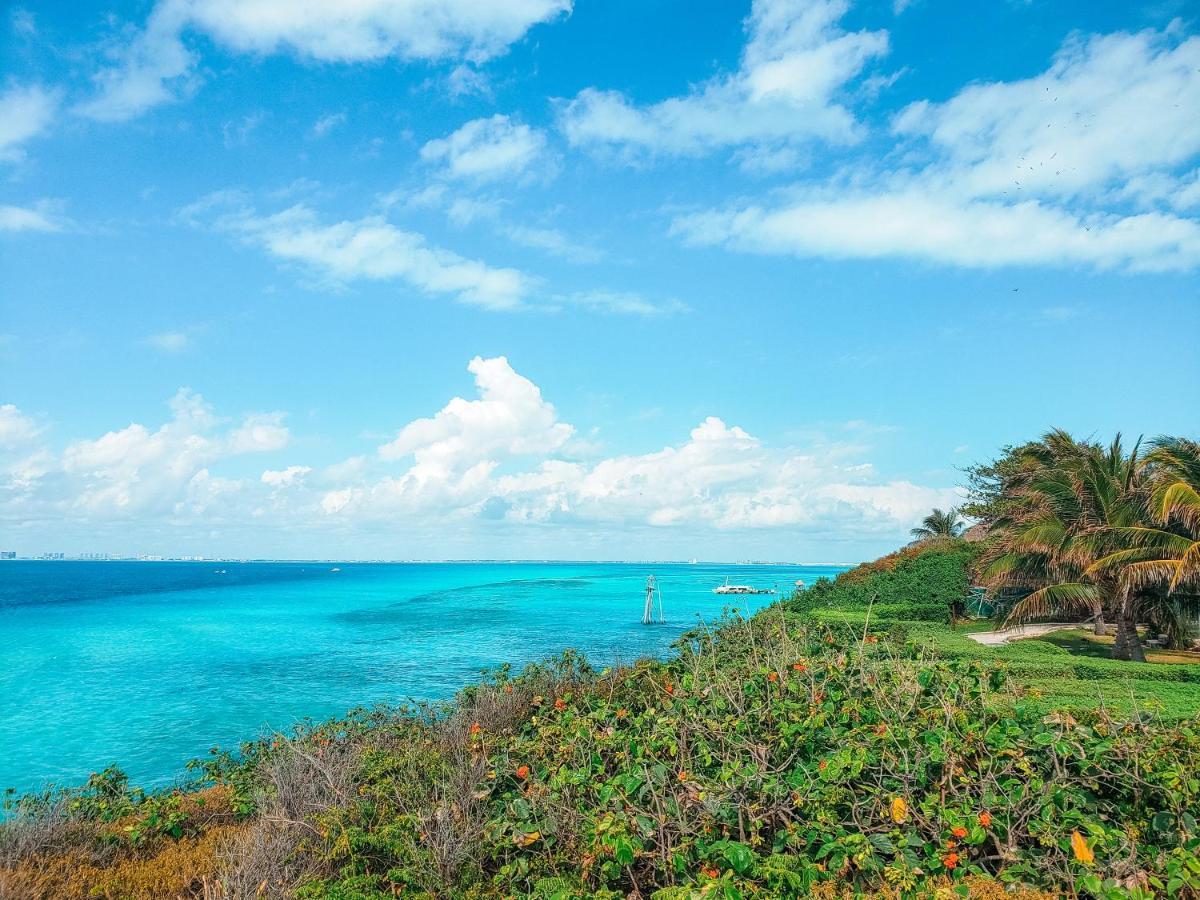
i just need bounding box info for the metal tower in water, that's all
[642,575,664,625]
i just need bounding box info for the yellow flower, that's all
[1070,830,1094,865]
[890,796,908,824]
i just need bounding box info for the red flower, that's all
[767,671,779,683]
[554,697,567,711]
[792,663,807,672]
[515,765,530,779]
[664,682,675,695]
[952,826,968,839]
[942,852,959,870]
[469,722,482,736]
[978,811,992,828]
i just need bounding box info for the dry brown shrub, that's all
[209,738,359,898]
[0,824,244,900]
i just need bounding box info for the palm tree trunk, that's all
[1111,603,1145,663]
[1092,601,1106,636]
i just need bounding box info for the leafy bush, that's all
[787,540,977,625]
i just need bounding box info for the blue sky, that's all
[1,0,1197,561]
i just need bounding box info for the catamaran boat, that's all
[713,577,775,595]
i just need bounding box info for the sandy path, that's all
[966,623,1080,646]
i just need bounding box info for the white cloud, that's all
[146,331,189,352]
[48,389,289,518]
[187,195,532,310]
[0,203,62,233]
[0,83,58,161]
[79,0,571,121]
[421,115,550,183]
[306,359,958,534]
[562,290,688,317]
[0,405,42,447]
[378,356,574,469]
[310,112,346,139]
[262,465,311,487]
[2,359,959,550]
[503,224,603,263]
[891,30,1200,201]
[671,190,1200,272]
[670,26,1200,273]
[561,0,888,162]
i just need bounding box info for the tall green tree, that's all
[1088,437,1200,649]
[981,431,1149,661]
[910,507,965,541]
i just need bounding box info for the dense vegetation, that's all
[5,539,1200,899]
[967,433,1200,661]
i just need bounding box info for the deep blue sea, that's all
[0,560,847,796]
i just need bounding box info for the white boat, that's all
[713,577,774,595]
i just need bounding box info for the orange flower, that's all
[946,839,957,849]
[1070,830,1094,865]
[792,663,807,672]
[554,697,567,711]
[942,852,959,870]
[515,765,530,780]
[978,811,992,828]
[616,708,628,719]
[952,826,968,839]
[767,671,779,683]
[700,864,719,879]
[873,724,888,737]
[818,759,828,771]
[865,634,879,644]
[504,684,513,694]
[677,770,690,783]
[469,722,482,736]
[664,682,675,695]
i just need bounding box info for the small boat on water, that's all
[713,577,775,595]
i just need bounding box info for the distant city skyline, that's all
[2,0,1197,561]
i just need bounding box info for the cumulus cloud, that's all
[671,26,1200,272]
[0,83,58,162]
[1,359,960,549]
[378,356,574,469]
[78,0,571,121]
[560,0,889,163]
[0,405,42,447]
[12,389,291,519]
[184,194,532,310]
[421,115,551,183]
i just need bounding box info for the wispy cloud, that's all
[421,114,553,183]
[671,27,1200,272]
[560,0,890,164]
[76,0,572,122]
[145,331,190,353]
[0,83,59,162]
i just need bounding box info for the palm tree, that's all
[982,431,1148,661]
[1087,437,1200,649]
[910,507,965,541]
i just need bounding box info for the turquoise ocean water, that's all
[0,560,847,796]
